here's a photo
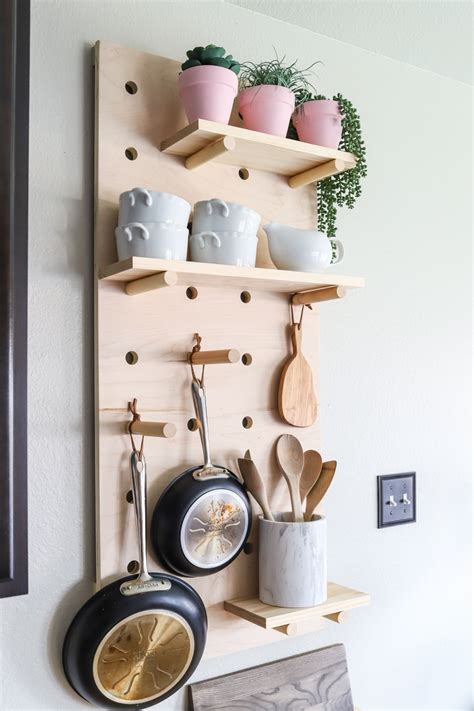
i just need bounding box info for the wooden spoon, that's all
[299,450,323,503]
[275,434,304,522]
[305,460,337,521]
[238,456,274,521]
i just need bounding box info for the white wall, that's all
[0,1,471,709]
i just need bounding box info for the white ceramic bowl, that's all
[119,188,191,226]
[116,221,189,261]
[192,199,260,235]
[189,230,258,267]
[263,223,344,272]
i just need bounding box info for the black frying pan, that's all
[63,451,207,709]
[151,376,251,577]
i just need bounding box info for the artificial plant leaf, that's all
[206,57,232,68]
[229,62,241,74]
[181,58,202,70]
[201,45,226,61]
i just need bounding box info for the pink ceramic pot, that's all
[238,85,295,137]
[292,99,343,148]
[178,65,238,124]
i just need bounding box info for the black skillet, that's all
[151,374,252,577]
[63,450,207,709]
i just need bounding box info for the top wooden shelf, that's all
[161,120,357,188]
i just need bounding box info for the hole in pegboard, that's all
[187,418,199,432]
[240,291,251,304]
[243,542,253,555]
[125,351,138,365]
[238,168,250,180]
[186,286,198,300]
[127,560,139,574]
[242,416,253,429]
[125,147,138,161]
[241,353,253,366]
[126,490,133,504]
[125,80,138,95]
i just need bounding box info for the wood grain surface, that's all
[278,323,317,427]
[189,643,354,710]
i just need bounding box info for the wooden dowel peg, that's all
[292,285,346,306]
[190,348,240,365]
[324,611,348,624]
[128,420,177,438]
[288,158,350,189]
[275,623,299,636]
[125,270,178,296]
[185,136,236,170]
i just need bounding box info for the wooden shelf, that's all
[100,257,364,298]
[224,582,370,635]
[160,119,357,187]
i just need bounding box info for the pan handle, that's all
[120,452,171,596]
[191,380,228,480]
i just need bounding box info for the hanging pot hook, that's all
[128,398,145,460]
[189,332,205,386]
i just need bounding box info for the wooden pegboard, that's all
[94,41,323,658]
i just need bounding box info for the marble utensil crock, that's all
[259,512,327,608]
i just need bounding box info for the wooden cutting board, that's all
[278,323,317,427]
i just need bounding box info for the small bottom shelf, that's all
[224,582,370,636]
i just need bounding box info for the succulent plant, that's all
[181,45,240,74]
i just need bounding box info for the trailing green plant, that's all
[181,45,240,74]
[310,93,367,237]
[239,54,318,102]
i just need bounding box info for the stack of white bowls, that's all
[190,199,260,267]
[115,187,191,261]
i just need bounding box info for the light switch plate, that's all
[377,472,416,528]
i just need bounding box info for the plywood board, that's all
[94,41,343,659]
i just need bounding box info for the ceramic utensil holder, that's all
[259,512,327,608]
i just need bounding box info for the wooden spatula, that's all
[278,322,317,427]
[275,434,304,522]
[305,460,337,521]
[300,450,323,503]
[238,456,274,521]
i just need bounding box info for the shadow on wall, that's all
[45,42,96,701]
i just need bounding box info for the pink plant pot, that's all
[178,65,238,124]
[238,85,295,137]
[292,99,343,148]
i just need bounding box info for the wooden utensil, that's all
[305,460,337,521]
[275,434,304,522]
[238,457,274,521]
[278,321,317,427]
[299,450,323,503]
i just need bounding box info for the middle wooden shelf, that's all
[100,256,364,300]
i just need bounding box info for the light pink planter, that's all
[238,85,295,137]
[178,65,238,124]
[292,99,343,148]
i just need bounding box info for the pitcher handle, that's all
[123,222,150,242]
[330,239,344,264]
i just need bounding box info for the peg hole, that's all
[126,490,133,504]
[125,351,138,365]
[125,81,138,95]
[127,560,139,574]
[238,168,250,180]
[240,291,251,303]
[243,542,253,555]
[241,353,253,366]
[242,416,253,429]
[125,147,138,161]
[187,418,199,432]
[186,286,198,300]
